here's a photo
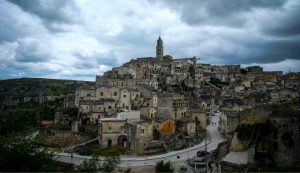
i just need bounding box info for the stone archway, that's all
[118,135,128,148]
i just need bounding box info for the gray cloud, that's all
[7,0,79,23]
[260,1,300,37]
[150,0,287,27]
[73,51,120,69]
[153,0,300,65]
[7,0,80,32]
[15,39,52,62]
[0,0,300,81]
[0,1,47,42]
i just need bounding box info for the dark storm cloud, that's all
[221,38,300,64]
[248,38,300,63]
[261,1,300,37]
[1,0,300,81]
[151,0,287,27]
[152,0,300,64]
[192,33,300,65]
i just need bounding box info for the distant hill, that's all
[0,78,94,103]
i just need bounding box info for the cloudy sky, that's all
[0,0,300,81]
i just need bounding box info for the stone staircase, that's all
[212,141,229,161]
[62,137,99,152]
[216,143,228,161]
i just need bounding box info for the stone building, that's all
[124,121,154,154]
[156,92,188,120]
[246,66,263,73]
[98,117,127,147]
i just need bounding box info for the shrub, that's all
[155,160,173,172]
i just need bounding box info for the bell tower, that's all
[156,36,163,62]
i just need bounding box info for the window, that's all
[87,94,91,97]
[108,127,111,132]
[114,91,118,96]
[108,106,112,109]
[121,126,123,130]
[141,129,145,134]
[100,92,103,96]
[123,95,126,98]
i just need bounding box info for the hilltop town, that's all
[67,37,299,171]
[1,37,299,172]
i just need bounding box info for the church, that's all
[95,36,199,90]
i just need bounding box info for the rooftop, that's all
[222,151,249,165]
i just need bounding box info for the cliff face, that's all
[1,96,65,107]
[0,78,94,108]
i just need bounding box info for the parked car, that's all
[197,150,210,157]
[186,158,206,168]
[180,166,187,171]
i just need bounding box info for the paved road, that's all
[55,113,225,167]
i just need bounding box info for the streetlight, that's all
[205,128,207,173]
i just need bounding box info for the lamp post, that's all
[205,128,207,173]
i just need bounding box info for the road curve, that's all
[55,114,225,167]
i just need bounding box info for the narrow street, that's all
[55,113,225,168]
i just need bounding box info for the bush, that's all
[0,136,57,171]
[102,155,120,172]
[209,77,229,88]
[155,160,173,172]
[76,156,99,172]
[90,147,126,157]
[235,124,252,141]
[76,155,120,172]
[124,168,131,173]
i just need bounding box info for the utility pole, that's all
[205,128,208,173]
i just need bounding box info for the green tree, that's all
[240,68,247,74]
[209,77,229,88]
[76,155,100,172]
[76,155,120,172]
[0,136,57,172]
[102,155,120,172]
[155,160,173,172]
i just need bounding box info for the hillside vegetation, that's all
[0,78,94,99]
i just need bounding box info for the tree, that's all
[240,68,247,75]
[235,124,252,141]
[0,136,57,172]
[76,156,100,172]
[209,77,229,88]
[102,155,120,172]
[156,160,173,172]
[76,155,120,172]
